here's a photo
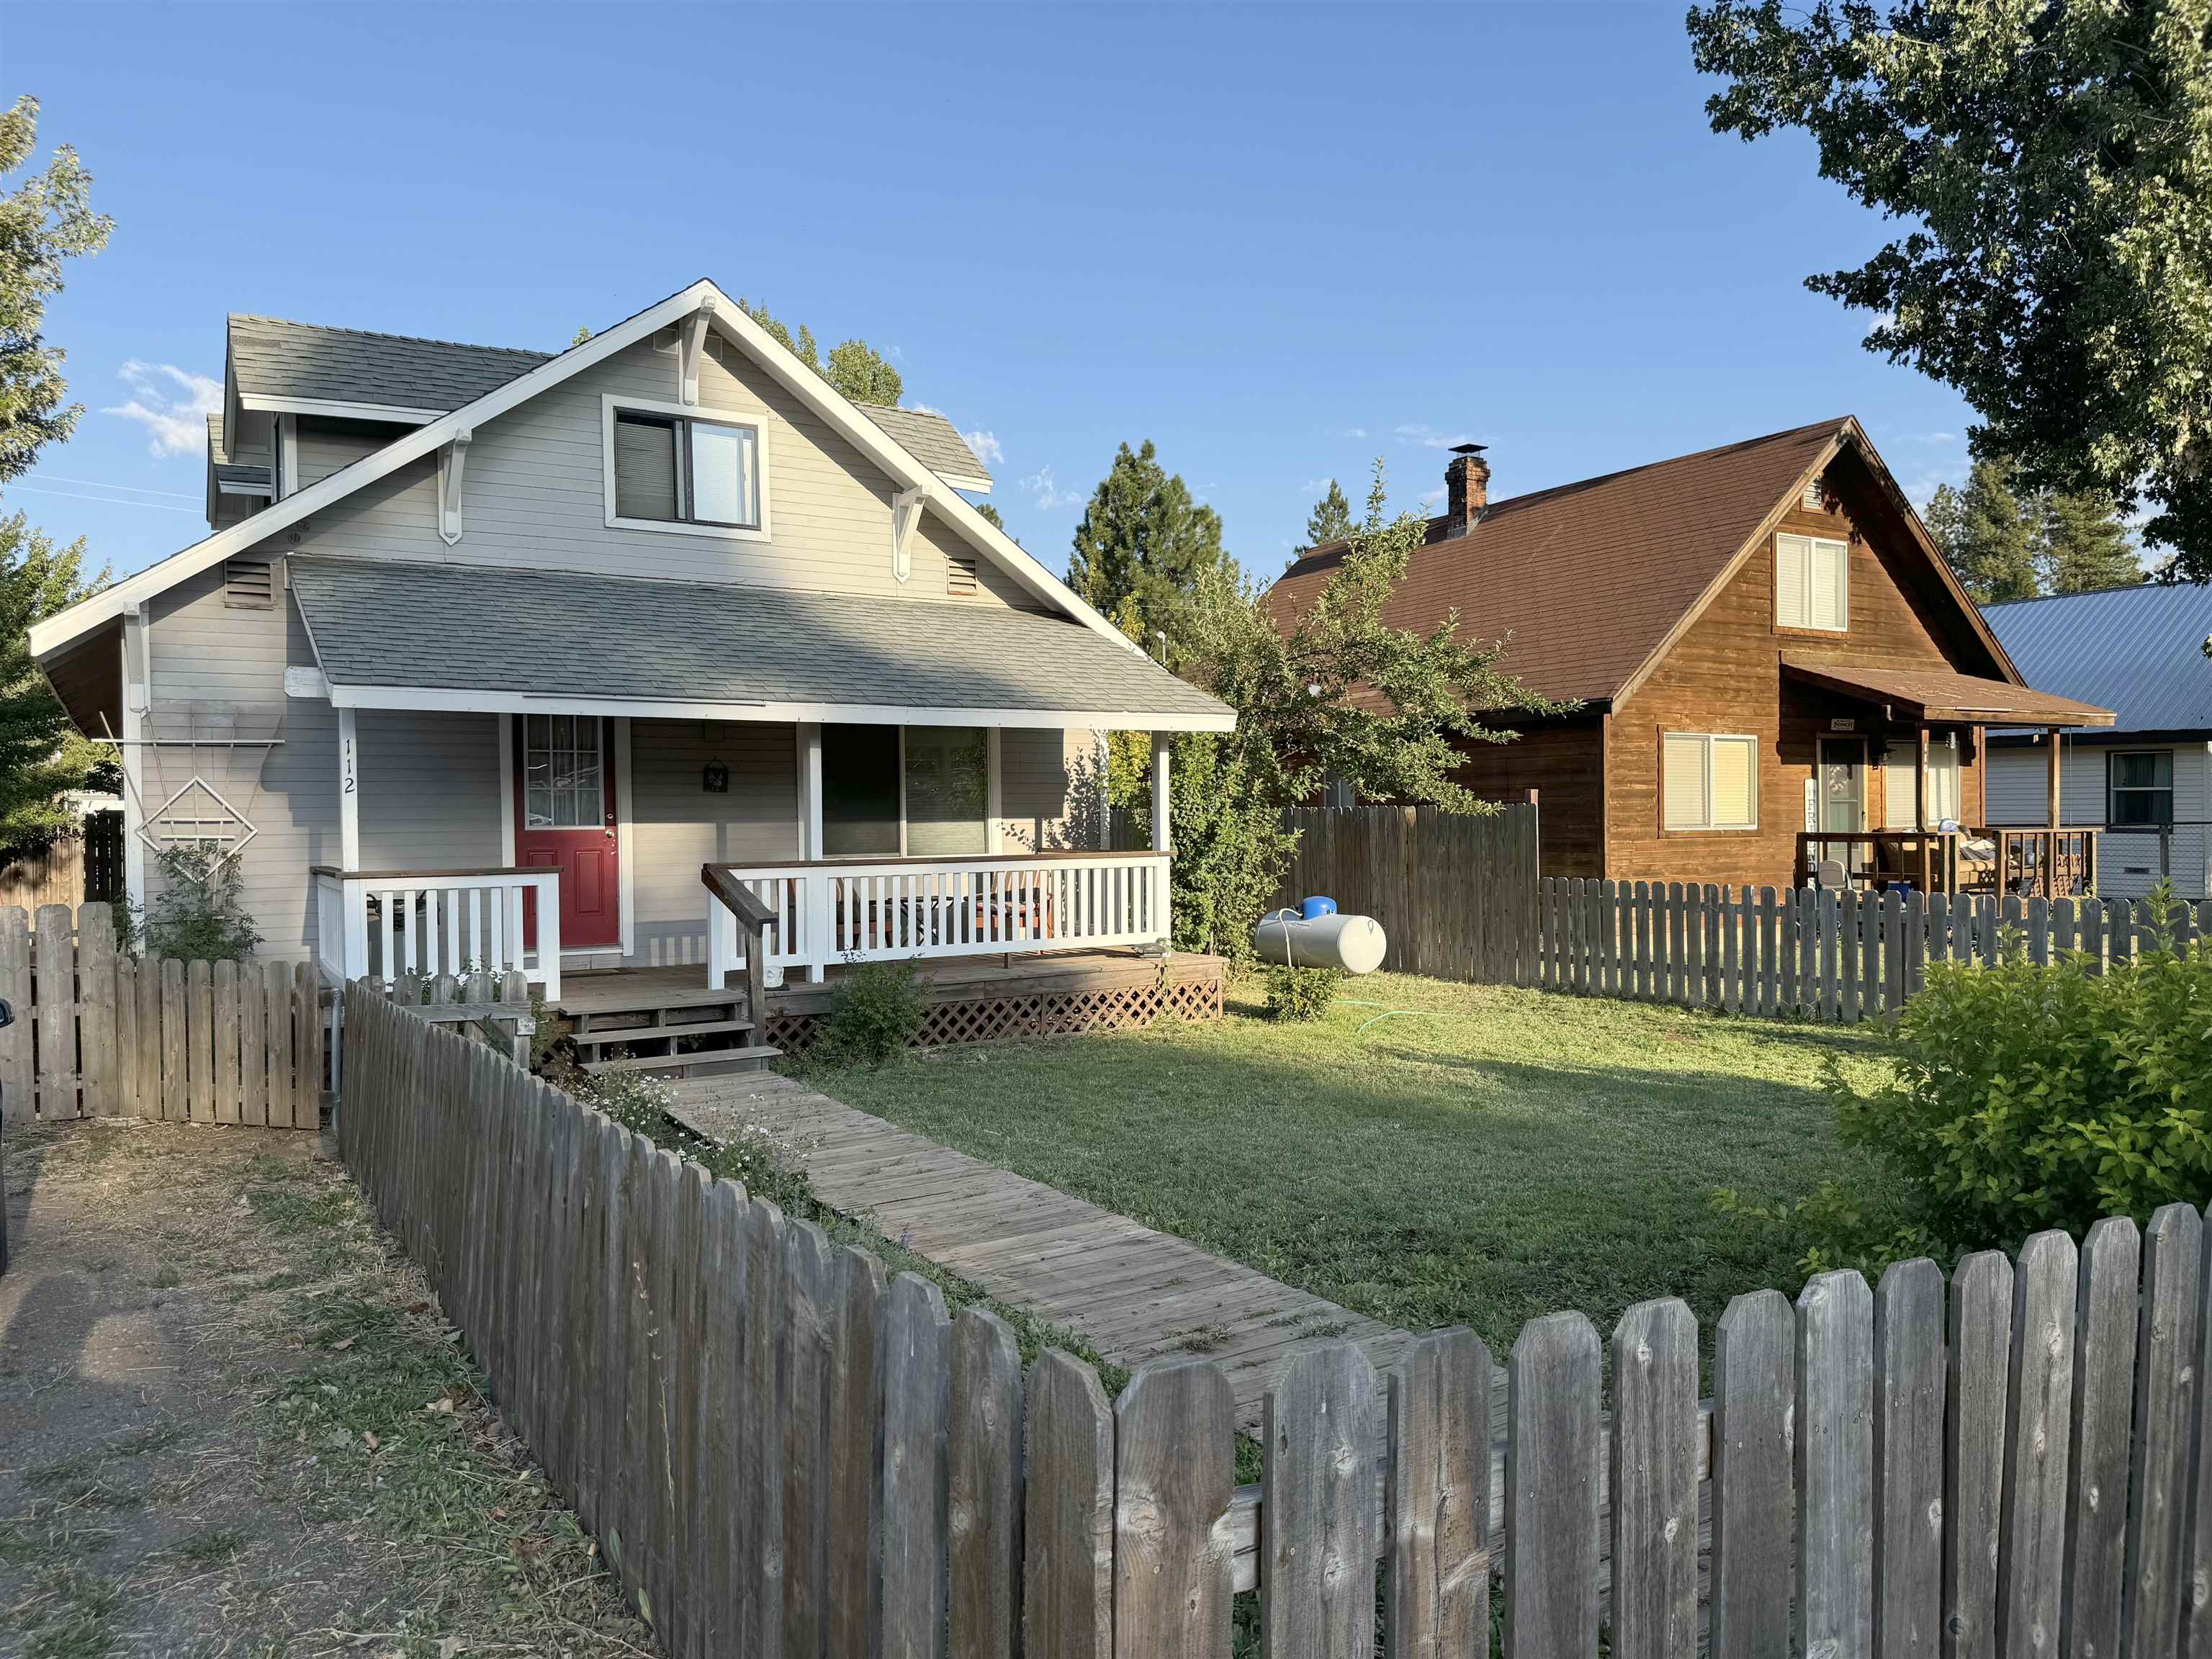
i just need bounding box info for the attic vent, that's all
[946,554,979,597]
[222,557,276,610]
[1802,478,1825,512]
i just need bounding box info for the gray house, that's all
[31,281,1231,1063]
[1984,582,2212,899]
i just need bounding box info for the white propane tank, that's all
[1253,911,1388,974]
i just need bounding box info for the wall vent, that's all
[946,554,979,597]
[222,557,276,610]
[1802,478,1825,512]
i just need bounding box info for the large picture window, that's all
[1882,744,1963,830]
[1776,532,1849,631]
[603,395,767,537]
[820,724,992,858]
[2110,750,2174,827]
[1663,732,1758,832]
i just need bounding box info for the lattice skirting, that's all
[768,966,1224,1057]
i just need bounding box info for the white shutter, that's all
[1711,737,1757,828]
[1776,534,1809,628]
[1664,734,1709,830]
[614,415,680,521]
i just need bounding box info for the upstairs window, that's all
[1663,732,1758,832]
[1776,532,1848,631]
[605,397,766,536]
[2110,750,2174,826]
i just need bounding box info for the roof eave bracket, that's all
[679,297,718,406]
[437,427,473,547]
[891,485,927,585]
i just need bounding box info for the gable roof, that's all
[1264,417,2013,707]
[33,282,1087,665]
[222,313,992,485]
[289,557,1232,729]
[1984,583,2212,736]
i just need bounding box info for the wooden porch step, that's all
[582,1046,782,1078]
[569,1017,756,1050]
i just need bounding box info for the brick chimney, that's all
[1444,444,1490,536]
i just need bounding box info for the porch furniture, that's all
[312,866,563,997]
[704,849,1172,989]
[1794,828,2099,897]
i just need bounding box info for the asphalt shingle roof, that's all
[1984,583,2212,736]
[225,315,992,484]
[288,558,1228,723]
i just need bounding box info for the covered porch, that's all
[287,556,1232,1064]
[1781,655,2114,896]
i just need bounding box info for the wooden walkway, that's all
[665,1070,1407,1426]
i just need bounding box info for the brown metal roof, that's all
[1264,418,1848,704]
[1780,655,2115,727]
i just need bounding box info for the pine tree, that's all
[2041,491,2141,593]
[0,513,113,858]
[1933,459,2041,603]
[734,300,901,405]
[1300,479,1355,551]
[1066,440,1236,660]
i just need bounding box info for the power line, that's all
[4,482,199,515]
[22,472,199,501]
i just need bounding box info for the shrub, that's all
[575,1064,814,1211]
[1264,964,1344,1021]
[122,844,262,961]
[811,960,932,1068]
[1743,885,2212,1272]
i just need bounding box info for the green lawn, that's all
[804,972,1892,1356]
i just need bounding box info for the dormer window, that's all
[602,395,769,540]
[1776,532,1848,631]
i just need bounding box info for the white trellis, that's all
[106,701,286,884]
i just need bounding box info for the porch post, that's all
[1151,732,1172,853]
[119,607,148,912]
[338,707,360,871]
[1916,727,1930,891]
[797,721,826,982]
[797,721,824,858]
[2046,726,2064,827]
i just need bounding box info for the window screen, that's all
[904,727,989,857]
[1776,534,1848,631]
[1665,733,1758,831]
[1883,745,1963,830]
[822,724,902,857]
[688,419,760,529]
[613,413,680,521]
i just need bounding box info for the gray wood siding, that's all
[626,718,801,967]
[1990,739,2212,899]
[144,565,337,963]
[356,709,503,871]
[295,421,397,490]
[999,727,1103,851]
[252,335,1052,611]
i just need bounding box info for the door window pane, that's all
[523,714,603,829]
[689,420,759,528]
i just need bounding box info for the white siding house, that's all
[31,282,1231,1003]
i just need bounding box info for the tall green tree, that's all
[2041,491,2141,594]
[1121,462,1555,956]
[1927,459,2040,603]
[0,95,112,483]
[0,513,112,857]
[1687,0,2212,575]
[1067,440,1236,660]
[1300,479,1355,551]
[736,298,902,406]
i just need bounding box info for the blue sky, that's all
[9,2,1974,585]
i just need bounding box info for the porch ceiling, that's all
[287,557,1234,731]
[1780,653,2116,727]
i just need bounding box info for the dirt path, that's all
[0,1118,654,1659]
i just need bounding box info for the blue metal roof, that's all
[1983,583,2212,736]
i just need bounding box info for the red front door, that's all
[514,714,621,950]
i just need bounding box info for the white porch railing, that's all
[706,850,1173,988]
[313,866,562,998]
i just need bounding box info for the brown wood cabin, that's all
[1266,418,2116,893]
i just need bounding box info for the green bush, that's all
[121,844,262,962]
[811,960,932,1068]
[1736,886,2212,1273]
[1264,964,1344,1022]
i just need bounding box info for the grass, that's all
[804,971,1890,1355]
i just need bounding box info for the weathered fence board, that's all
[1385,1327,1491,1658]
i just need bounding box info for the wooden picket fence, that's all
[338,976,2212,1656]
[0,902,322,1125]
[1276,803,1540,984]
[1534,878,2206,1022]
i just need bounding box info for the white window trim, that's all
[1775,531,1849,633]
[1664,731,1761,832]
[600,392,772,543]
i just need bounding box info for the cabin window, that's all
[1663,732,1758,832]
[1776,533,1848,631]
[1881,742,1963,829]
[2109,750,2174,827]
[604,395,767,537]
